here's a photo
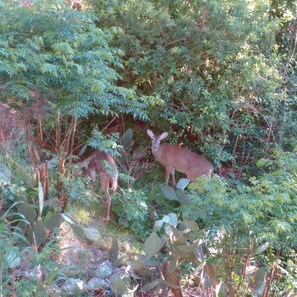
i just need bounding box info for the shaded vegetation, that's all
[0,0,296,296]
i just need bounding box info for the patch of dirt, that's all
[56,222,109,268]
[0,100,48,144]
[0,103,26,142]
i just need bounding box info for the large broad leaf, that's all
[255,269,266,294]
[153,220,164,232]
[82,227,101,242]
[110,237,119,261]
[182,219,200,232]
[163,213,178,227]
[175,189,191,205]
[165,224,180,238]
[144,258,161,267]
[140,280,160,292]
[61,213,79,225]
[70,224,86,240]
[247,267,266,293]
[144,232,164,258]
[44,213,64,230]
[78,143,88,157]
[17,202,36,225]
[175,241,199,261]
[27,221,50,247]
[120,128,134,151]
[130,260,146,271]
[112,276,136,296]
[161,185,178,201]
[44,197,60,209]
[15,220,29,233]
[112,277,128,295]
[176,178,190,190]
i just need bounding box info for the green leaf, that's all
[6,250,21,269]
[82,227,101,242]
[176,178,190,190]
[27,221,50,247]
[44,214,64,230]
[144,232,164,258]
[44,197,60,209]
[17,202,36,225]
[161,185,178,201]
[163,213,178,227]
[61,213,78,225]
[110,237,119,261]
[70,224,86,240]
[120,128,134,150]
[153,220,164,232]
[130,260,146,271]
[254,268,266,291]
[175,189,191,205]
[140,280,160,292]
[144,258,161,267]
[112,276,130,295]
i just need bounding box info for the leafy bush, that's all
[129,148,296,296]
[112,188,152,240]
[0,197,65,297]
[90,0,297,174]
[181,149,297,296]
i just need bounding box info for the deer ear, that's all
[159,132,168,140]
[147,129,154,138]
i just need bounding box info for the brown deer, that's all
[147,129,213,186]
[87,151,118,221]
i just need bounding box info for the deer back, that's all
[88,151,118,191]
[154,143,213,179]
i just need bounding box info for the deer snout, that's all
[151,140,161,152]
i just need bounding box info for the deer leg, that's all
[111,178,118,195]
[100,174,111,221]
[164,166,173,185]
[103,189,111,222]
[171,168,176,187]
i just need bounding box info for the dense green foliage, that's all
[185,149,297,294]
[91,0,296,170]
[129,149,296,296]
[0,0,296,296]
[0,0,150,120]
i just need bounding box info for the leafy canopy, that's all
[91,0,296,170]
[0,0,152,120]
